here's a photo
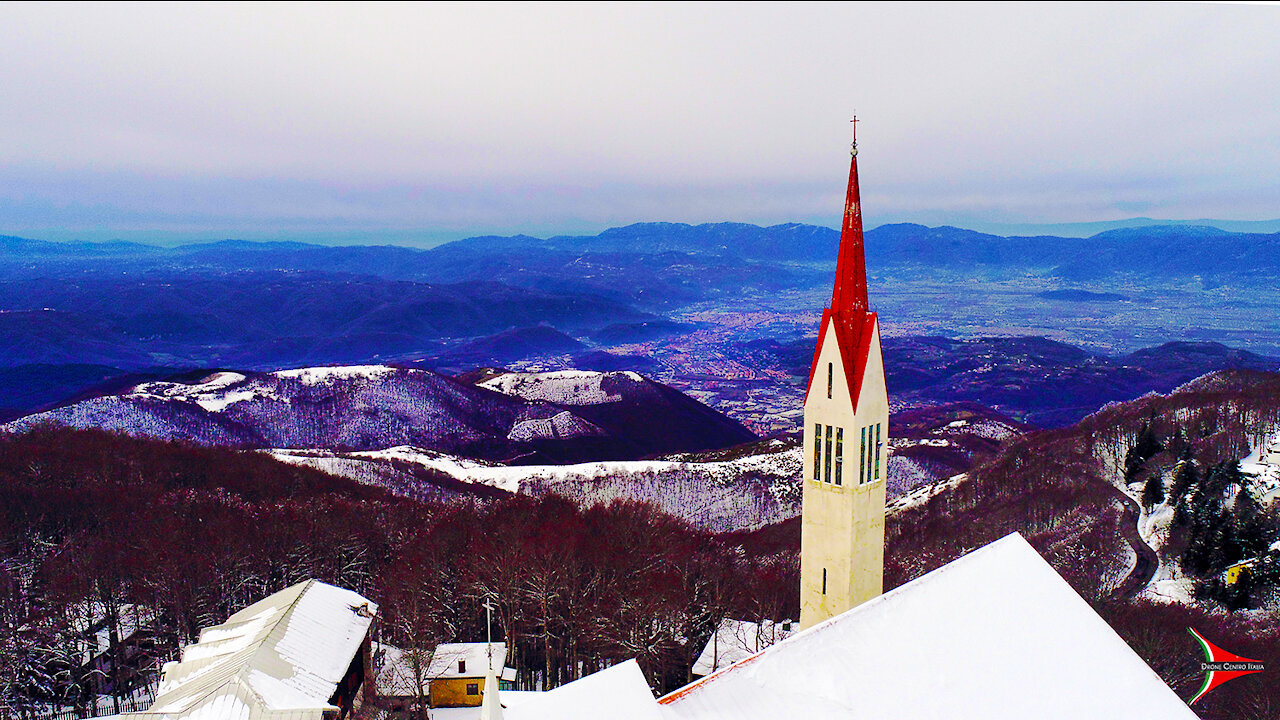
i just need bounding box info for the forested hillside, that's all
[0,427,795,715]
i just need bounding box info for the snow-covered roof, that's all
[503,660,661,720]
[123,580,376,720]
[1239,428,1280,505]
[428,642,509,679]
[691,618,796,676]
[659,533,1196,720]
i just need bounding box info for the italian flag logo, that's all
[1187,627,1265,705]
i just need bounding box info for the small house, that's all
[427,642,509,708]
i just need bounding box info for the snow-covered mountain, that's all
[474,369,757,457]
[3,365,755,463]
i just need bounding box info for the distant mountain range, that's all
[7,221,1280,292]
[0,271,648,370]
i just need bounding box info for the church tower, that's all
[799,118,888,629]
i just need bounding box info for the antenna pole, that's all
[485,600,494,669]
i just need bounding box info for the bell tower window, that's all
[813,424,821,481]
[824,425,833,482]
[834,428,843,485]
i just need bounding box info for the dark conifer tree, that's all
[1123,422,1163,484]
[1141,472,1165,510]
[1168,455,1199,512]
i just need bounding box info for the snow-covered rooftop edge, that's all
[658,532,1196,718]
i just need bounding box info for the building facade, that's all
[799,123,888,629]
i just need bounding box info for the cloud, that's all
[0,2,1277,241]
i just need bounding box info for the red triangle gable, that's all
[804,310,878,411]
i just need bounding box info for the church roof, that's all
[658,533,1196,719]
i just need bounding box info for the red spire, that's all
[830,115,868,313]
[804,117,879,407]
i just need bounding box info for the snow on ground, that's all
[269,444,802,531]
[124,365,404,414]
[507,411,606,442]
[273,365,396,385]
[887,473,967,514]
[1138,503,1175,552]
[127,371,287,413]
[354,447,526,493]
[692,619,797,676]
[478,370,643,405]
[1144,576,1198,606]
[341,445,802,495]
[952,418,1019,441]
[884,455,940,497]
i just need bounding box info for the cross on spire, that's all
[850,113,859,155]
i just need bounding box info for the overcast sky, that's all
[1,2,1277,244]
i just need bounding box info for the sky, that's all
[1,2,1277,245]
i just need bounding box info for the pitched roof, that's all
[659,533,1196,720]
[428,642,509,678]
[124,579,376,719]
[503,660,661,720]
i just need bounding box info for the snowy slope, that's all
[269,441,802,532]
[479,370,644,405]
[4,365,747,461]
[475,370,757,455]
[6,365,525,451]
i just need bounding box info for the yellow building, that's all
[1225,558,1257,585]
[799,121,888,629]
[427,642,509,708]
